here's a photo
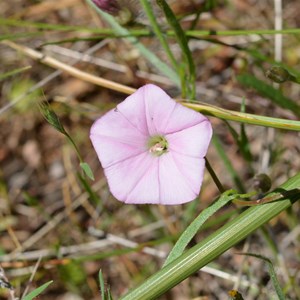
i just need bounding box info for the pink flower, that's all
[90,84,212,205]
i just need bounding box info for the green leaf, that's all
[120,173,300,300]
[164,190,238,266]
[99,270,105,300]
[212,135,246,193]
[0,32,42,41]
[238,253,285,300]
[237,74,300,117]
[86,0,180,86]
[140,0,177,72]
[98,270,113,300]
[80,162,95,181]
[156,0,195,98]
[22,280,53,300]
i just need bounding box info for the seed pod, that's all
[265,66,291,83]
[252,173,272,193]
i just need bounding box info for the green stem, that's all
[182,101,300,131]
[139,0,178,72]
[120,173,300,299]
[205,157,225,193]
[3,17,300,37]
[64,132,84,163]
[212,135,246,193]
[86,0,180,86]
[157,0,196,99]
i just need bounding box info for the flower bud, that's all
[252,173,272,193]
[265,66,291,83]
[92,0,120,14]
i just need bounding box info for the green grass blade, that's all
[239,253,285,300]
[99,270,106,300]
[86,0,180,86]
[0,66,31,81]
[22,280,53,300]
[139,0,177,71]
[2,17,300,37]
[120,173,300,300]
[237,74,300,117]
[157,0,196,98]
[212,135,246,192]
[163,189,238,266]
[0,32,43,41]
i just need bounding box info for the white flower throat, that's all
[147,135,168,156]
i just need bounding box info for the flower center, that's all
[147,135,168,156]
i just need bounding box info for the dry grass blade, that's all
[1,40,136,95]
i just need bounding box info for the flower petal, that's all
[166,121,212,158]
[142,84,177,136]
[90,109,147,168]
[170,153,205,195]
[126,159,160,204]
[158,153,200,205]
[90,84,213,205]
[104,152,160,204]
[164,102,208,134]
[116,88,149,135]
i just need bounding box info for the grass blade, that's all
[157,0,196,98]
[139,0,177,71]
[212,135,246,192]
[237,74,300,117]
[86,0,180,86]
[163,190,238,266]
[120,173,300,299]
[0,66,31,81]
[238,253,285,300]
[22,280,53,300]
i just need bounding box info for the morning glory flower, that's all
[90,84,212,205]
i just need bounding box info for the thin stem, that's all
[2,17,300,36]
[3,40,300,131]
[205,157,225,193]
[139,0,178,72]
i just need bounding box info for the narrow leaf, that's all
[139,0,177,72]
[120,173,300,300]
[99,270,105,300]
[238,253,285,300]
[156,0,195,98]
[164,190,238,266]
[86,0,180,86]
[0,66,31,81]
[22,280,53,300]
[237,74,300,117]
[212,135,246,192]
[80,162,95,181]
